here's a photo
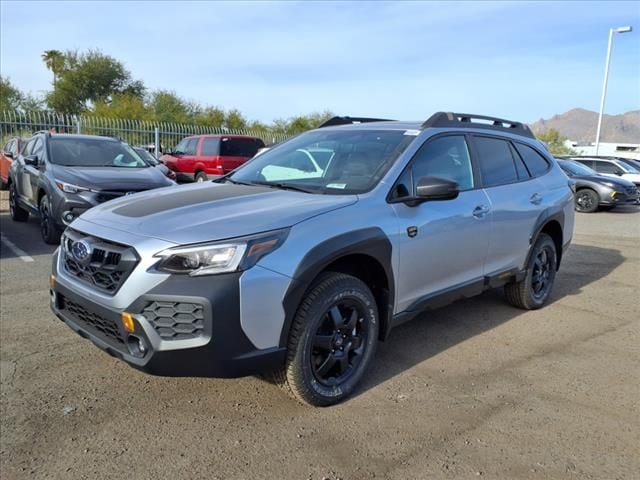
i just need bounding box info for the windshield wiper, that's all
[214,177,256,186]
[251,181,318,194]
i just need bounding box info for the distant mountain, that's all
[530,108,640,144]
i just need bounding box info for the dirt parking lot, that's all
[1,190,638,480]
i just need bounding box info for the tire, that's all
[9,182,29,222]
[277,272,379,406]
[39,195,62,245]
[504,233,557,310]
[194,171,208,183]
[575,189,599,213]
[0,179,8,191]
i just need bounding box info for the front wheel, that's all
[575,189,599,213]
[504,233,557,310]
[39,195,62,244]
[278,272,379,406]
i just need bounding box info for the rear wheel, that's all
[504,233,557,310]
[194,171,208,183]
[276,272,379,406]
[39,195,62,244]
[9,183,29,222]
[575,189,599,213]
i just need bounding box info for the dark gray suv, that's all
[9,133,175,244]
[50,113,575,405]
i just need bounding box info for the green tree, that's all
[536,128,577,156]
[92,93,149,120]
[225,109,247,130]
[41,50,65,88]
[46,50,145,114]
[0,76,24,111]
[147,90,191,123]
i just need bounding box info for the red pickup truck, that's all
[160,134,265,182]
[1,137,24,190]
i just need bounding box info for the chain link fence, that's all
[0,111,291,154]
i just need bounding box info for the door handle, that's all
[472,205,490,218]
[530,193,543,205]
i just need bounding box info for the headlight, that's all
[55,181,92,194]
[154,228,289,276]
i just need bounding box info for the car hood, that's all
[50,164,173,191]
[572,174,636,188]
[76,182,358,245]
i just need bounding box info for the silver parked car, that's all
[50,112,575,406]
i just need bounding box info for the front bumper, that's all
[600,189,640,206]
[50,251,286,378]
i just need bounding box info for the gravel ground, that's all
[1,190,638,480]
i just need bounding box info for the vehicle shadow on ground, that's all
[0,213,58,259]
[355,243,625,398]
[600,205,640,214]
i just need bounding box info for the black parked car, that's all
[133,146,177,181]
[9,133,175,244]
[557,159,639,213]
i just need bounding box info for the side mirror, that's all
[415,176,459,200]
[24,155,38,167]
[4,151,13,159]
[615,170,624,176]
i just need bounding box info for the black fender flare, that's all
[528,208,565,269]
[279,227,395,347]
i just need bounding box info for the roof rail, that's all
[422,112,535,139]
[318,116,394,128]
[33,130,52,136]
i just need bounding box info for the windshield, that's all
[134,147,159,165]
[50,137,148,168]
[617,161,639,174]
[558,160,596,176]
[229,129,416,194]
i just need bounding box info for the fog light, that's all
[62,211,75,224]
[126,335,148,358]
[121,312,135,333]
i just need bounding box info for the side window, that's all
[575,159,594,170]
[10,140,19,156]
[593,161,620,174]
[236,138,261,157]
[185,138,199,155]
[510,144,530,180]
[174,138,189,154]
[3,140,11,154]
[410,136,475,191]
[23,138,36,157]
[473,136,519,187]
[31,138,45,160]
[514,143,550,177]
[201,138,220,156]
[220,138,239,157]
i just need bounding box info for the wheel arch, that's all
[280,228,395,347]
[530,212,564,270]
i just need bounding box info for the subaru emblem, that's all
[71,240,92,264]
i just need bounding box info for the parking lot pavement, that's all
[1,189,639,480]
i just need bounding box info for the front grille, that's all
[96,190,141,203]
[141,301,205,340]
[62,295,125,344]
[61,230,139,295]
[625,186,638,196]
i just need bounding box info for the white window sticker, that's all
[326,183,347,189]
[404,129,420,136]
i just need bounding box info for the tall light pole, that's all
[595,25,633,155]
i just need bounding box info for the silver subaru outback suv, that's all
[50,113,575,406]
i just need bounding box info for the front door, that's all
[391,134,491,313]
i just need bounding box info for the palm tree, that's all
[41,50,65,88]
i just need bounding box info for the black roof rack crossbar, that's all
[318,116,394,128]
[422,112,535,139]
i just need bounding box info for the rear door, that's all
[199,137,222,175]
[471,135,544,275]
[0,139,14,182]
[25,137,46,207]
[16,138,36,206]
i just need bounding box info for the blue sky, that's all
[1,1,639,123]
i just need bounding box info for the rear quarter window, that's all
[514,143,550,177]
